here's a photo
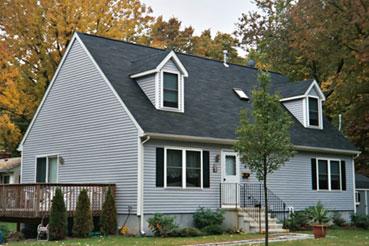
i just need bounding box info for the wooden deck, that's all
[0,183,115,221]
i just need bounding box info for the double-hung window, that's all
[165,148,202,188]
[36,155,58,183]
[163,72,179,108]
[308,97,320,127]
[316,159,342,191]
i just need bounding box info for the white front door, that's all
[221,151,240,208]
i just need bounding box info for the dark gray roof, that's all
[77,33,357,152]
[356,174,369,189]
[130,51,170,75]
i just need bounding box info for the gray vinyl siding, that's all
[143,140,224,214]
[143,140,354,214]
[21,39,139,214]
[163,59,178,71]
[308,87,319,97]
[243,152,354,211]
[137,75,156,106]
[283,99,305,125]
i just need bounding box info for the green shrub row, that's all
[48,187,116,240]
[147,207,225,237]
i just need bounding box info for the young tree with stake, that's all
[235,72,294,245]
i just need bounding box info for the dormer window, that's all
[163,72,179,108]
[308,97,319,127]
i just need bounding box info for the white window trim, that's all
[164,146,203,189]
[159,69,184,113]
[316,158,342,191]
[306,95,323,129]
[34,154,60,183]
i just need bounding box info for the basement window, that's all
[233,88,249,100]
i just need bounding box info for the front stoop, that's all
[238,208,288,233]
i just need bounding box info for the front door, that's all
[221,151,240,207]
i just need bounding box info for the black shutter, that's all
[341,160,346,190]
[156,148,164,187]
[203,151,210,188]
[311,158,317,190]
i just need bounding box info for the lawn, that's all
[4,228,369,245]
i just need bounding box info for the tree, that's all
[234,72,294,245]
[100,187,117,235]
[0,0,153,155]
[73,189,93,237]
[235,0,369,171]
[49,188,67,240]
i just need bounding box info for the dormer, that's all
[130,51,188,113]
[281,80,326,129]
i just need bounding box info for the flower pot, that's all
[312,224,327,238]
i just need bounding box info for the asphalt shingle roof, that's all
[356,174,369,189]
[77,33,357,152]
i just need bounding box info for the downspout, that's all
[140,136,150,235]
[353,152,360,214]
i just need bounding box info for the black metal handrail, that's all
[220,182,288,232]
[242,183,287,228]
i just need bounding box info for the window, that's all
[165,148,202,188]
[166,149,182,187]
[36,156,58,183]
[318,160,328,190]
[233,88,249,100]
[316,158,342,191]
[163,72,179,108]
[3,175,10,184]
[186,151,201,187]
[226,155,236,176]
[355,191,360,205]
[308,97,319,126]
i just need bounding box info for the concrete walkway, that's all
[190,233,314,246]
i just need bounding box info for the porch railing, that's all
[0,183,115,219]
[220,183,287,227]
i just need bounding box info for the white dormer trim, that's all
[130,51,188,79]
[281,80,325,130]
[280,80,325,102]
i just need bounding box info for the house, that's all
[0,157,21,184]
[355,173,369,215]
[10,32,359,234]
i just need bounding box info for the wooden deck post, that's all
[35,184,40,217]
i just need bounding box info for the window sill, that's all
[314,190,344,193]
[162,187,205,191]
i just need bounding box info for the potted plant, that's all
[306,202,330,238]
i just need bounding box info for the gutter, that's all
[144,132,361,156]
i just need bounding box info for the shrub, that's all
[147,213,177,237]
[351,214,369,229]
[73,189,93,237]
[0,224,10,240]
[100,187,117,235]
[202,224,224,235]
[332,212,346,227]
[169,227,203,237]
[305,201,330,225]
[49,188,67,240]
[193,208,224,230]
[284,211,310,231]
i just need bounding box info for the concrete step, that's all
[250,227,289,233]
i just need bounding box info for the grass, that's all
[3,228,369,245]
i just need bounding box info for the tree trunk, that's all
[264,167,269,245]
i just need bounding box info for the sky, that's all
[142,0,258,35]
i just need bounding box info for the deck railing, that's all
[0,183,115,219]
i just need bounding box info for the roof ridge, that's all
[77,32,283,75]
